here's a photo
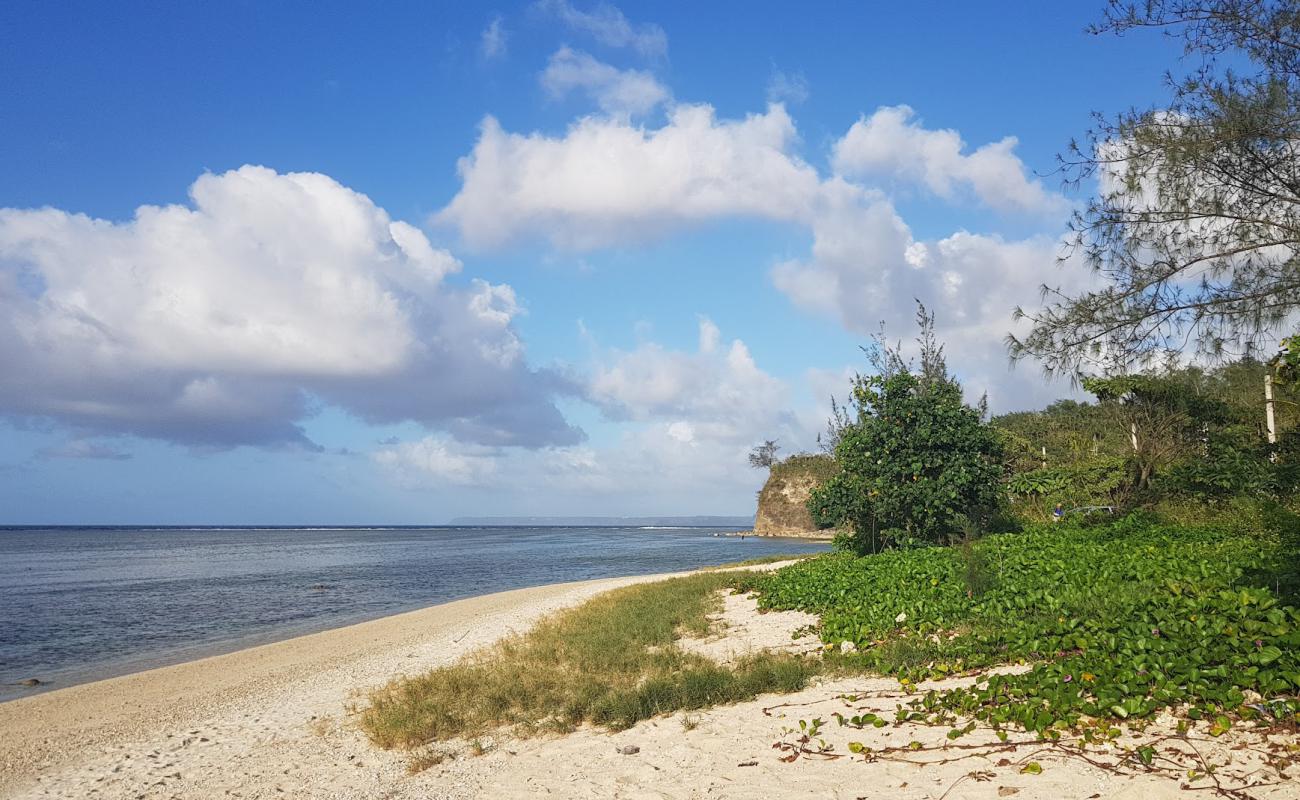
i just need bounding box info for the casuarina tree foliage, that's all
[1010,0,1300,373]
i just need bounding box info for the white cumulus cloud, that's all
[437,103,820,250]
[772,182,1090,409]
[434,94,1084,412]
[377,318,819,504]
[832,105,1069,217]
[0,165,582,448]
[587,317,795,444]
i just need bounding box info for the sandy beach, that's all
[0,568,702,799]
[2,564,1296,800]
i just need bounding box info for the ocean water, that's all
[0,526,828,700]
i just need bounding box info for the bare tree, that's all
[748,440,780,469]
[818,395,853,454]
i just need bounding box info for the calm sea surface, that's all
[0,526,827,701]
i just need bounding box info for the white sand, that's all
[2,565,1297,800]
[677,589,822,666]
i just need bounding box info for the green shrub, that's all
[810,370,1004,553]
[1004,457,1129,520]
[1162,437,1300,500]
[809,306,1004,553]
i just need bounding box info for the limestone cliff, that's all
[753,454,841,538]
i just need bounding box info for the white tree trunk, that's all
[1265,372,1278,445]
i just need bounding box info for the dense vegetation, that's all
[774,297,1300,742]
[757,506,1300,736]
[994,359,1300,520]
[758,275,1300,742]
[804,303,1299,537]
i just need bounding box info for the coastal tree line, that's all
[748,0,1300,555]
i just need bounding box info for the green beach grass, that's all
[361,570,821,750]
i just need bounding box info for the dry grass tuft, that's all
[405,746,453,774]
[361,572,821,750]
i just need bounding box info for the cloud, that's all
[377,319,815,502]
[534,422,774,498]
[434,96,1081,410]
[771,180,1088,410]
[536,0,667,57]
[480,15,507,59]
[373,436,498,486]
[437,101,1066,254]
[375,423,774,500]
[540,47,670,117]
[771,179,913,320]
[37,439,133,461]
[832,105,1069,216]
[437,103,820,249]
[0,165,583,448]
[801,365,858,438]
[587,318,791,441]
[766,69,809,105]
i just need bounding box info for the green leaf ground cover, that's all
[756,509,1300,736]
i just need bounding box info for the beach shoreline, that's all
[0,566,718,798]
[0,525,829,704]
[3,558,1296,799]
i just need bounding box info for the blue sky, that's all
[0,1,1188,523]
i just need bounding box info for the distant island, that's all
[447,515,754,528]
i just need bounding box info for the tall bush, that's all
[810,307,1003,553]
